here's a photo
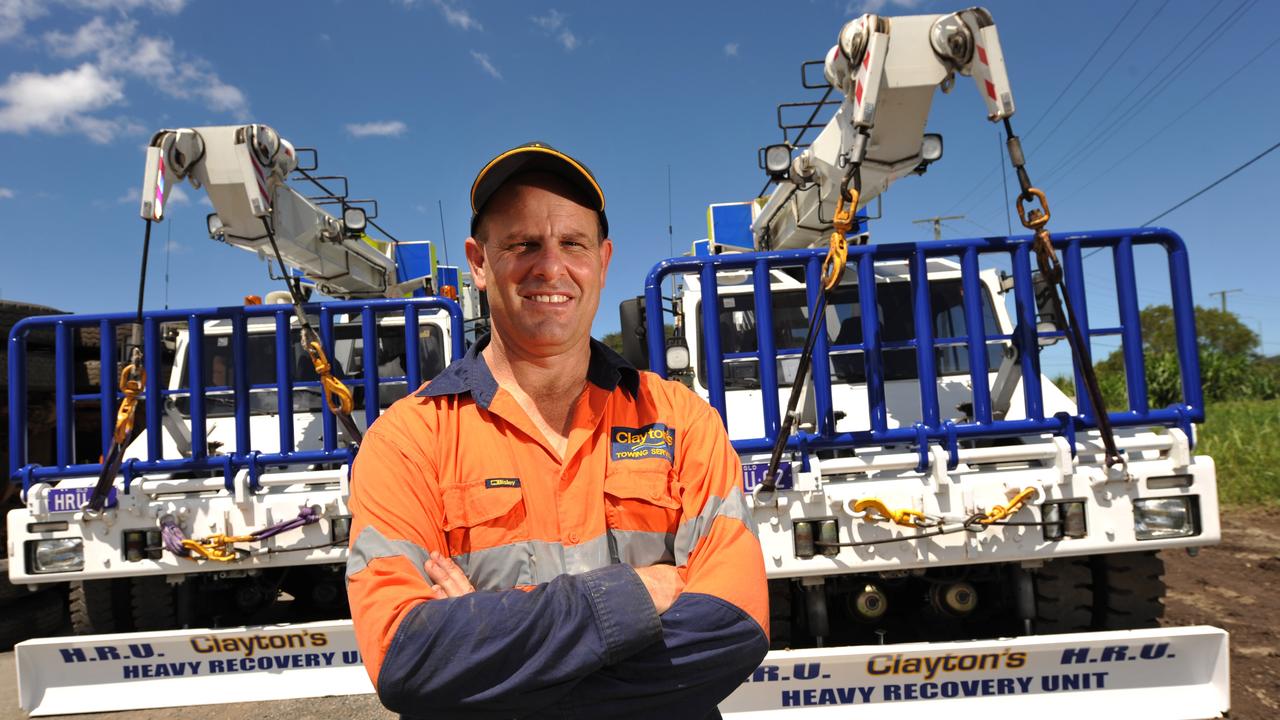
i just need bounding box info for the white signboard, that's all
[16,620,373,716]
[721,625,1230,718]
[17,622,1228,717]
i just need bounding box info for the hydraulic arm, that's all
[753,7,1013,251]
[139,124,396,299]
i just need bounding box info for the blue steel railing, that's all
[645,227,1203,467]
[8,297,463,493]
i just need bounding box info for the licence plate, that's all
[742,462,793,492]
[46,487,117,513]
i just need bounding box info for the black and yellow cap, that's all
[470,142,608,237]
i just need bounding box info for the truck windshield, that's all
[698,279,1004,389]
[174,322,446,417]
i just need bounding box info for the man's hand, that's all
[425,551,475,598]
[633,564,685,614]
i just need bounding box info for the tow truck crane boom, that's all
[753,8,1014,250]
[139,124,400,299]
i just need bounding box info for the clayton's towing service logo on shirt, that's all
[611,423,676,462]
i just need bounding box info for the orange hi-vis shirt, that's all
[346,337,768,718]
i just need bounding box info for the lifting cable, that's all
[1001,118,1124,472]
[85,220,153,513]
[260,218,363,445]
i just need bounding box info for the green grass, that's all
[1198,398,1280,507]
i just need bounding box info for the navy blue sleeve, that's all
[541,592,769,720]
[377,563,662,718]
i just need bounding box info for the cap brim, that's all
[470,145,607,236]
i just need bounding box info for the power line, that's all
[936,0,1136,212]
[1141,138,1280,226]
[1055,31,1280,206]
[1078,137,1280,261]
[1027,0,1172,172]
[1022,0,1142,139]
[965,0,1244,224]
[1040,0,1255,187]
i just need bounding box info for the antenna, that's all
[667,165,676,299]
[437,200,450,266]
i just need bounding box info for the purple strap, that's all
[251,505,321,540]
[160,515,188,556]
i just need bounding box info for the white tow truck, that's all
[7,6,1228,718]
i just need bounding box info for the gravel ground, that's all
[4,511,1276,719]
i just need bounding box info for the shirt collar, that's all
[416,334,639,408]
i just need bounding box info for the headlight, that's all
[1133,497,1198,541]
[29,538,85,574]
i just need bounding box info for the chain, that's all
[1002,119,1125,473]
[756,158,864,503]
[261,219,363,444]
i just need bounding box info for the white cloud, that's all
[345,120,408,138]
[0,63,132,142]
[0,186,14,199]
[532,9,563,30]
[532,9,578,51]
[117,186,139,204]
[470,50,501,80]
[0,9,249,143]
[431,0,481,31]
[46,19,250,119]
[724,42,739,57]
[1,0,186,45]
[198,194,211,207]
[168,184,190,205]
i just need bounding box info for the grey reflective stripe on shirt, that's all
[347,525,433,582]
[674,485,753,566]
[451,530,671,590]
[347,489,747,590]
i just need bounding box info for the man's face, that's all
[465,173,612,358]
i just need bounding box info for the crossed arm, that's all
[346,400,768,719]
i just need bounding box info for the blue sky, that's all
[2,0,1278,376]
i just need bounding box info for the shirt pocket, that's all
[603,467,681,534]
[441,480,528,556]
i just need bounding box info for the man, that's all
[346,142,768,719]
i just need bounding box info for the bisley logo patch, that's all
[484,478,521,489]
[610,423,676,463]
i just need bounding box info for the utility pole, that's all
[1209,288,1242,313]
[913,215,965,241]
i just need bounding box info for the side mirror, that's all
[618,297,650,370]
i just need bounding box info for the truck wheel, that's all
[0,559,35,604]
[1092,551,1165,630]
[1033,557,1093,634]
[767,579,793,650]
[131,575,178,631]
[70,579,132,634]
[0,587,69,651]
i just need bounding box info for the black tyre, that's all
[130,575,178,631]
[69,579,132,634]
[767,579,793,650]
[1092,551,1165,630]
[0,559,35,604]
[0,587,69,650]
[1033,557,1094,634]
